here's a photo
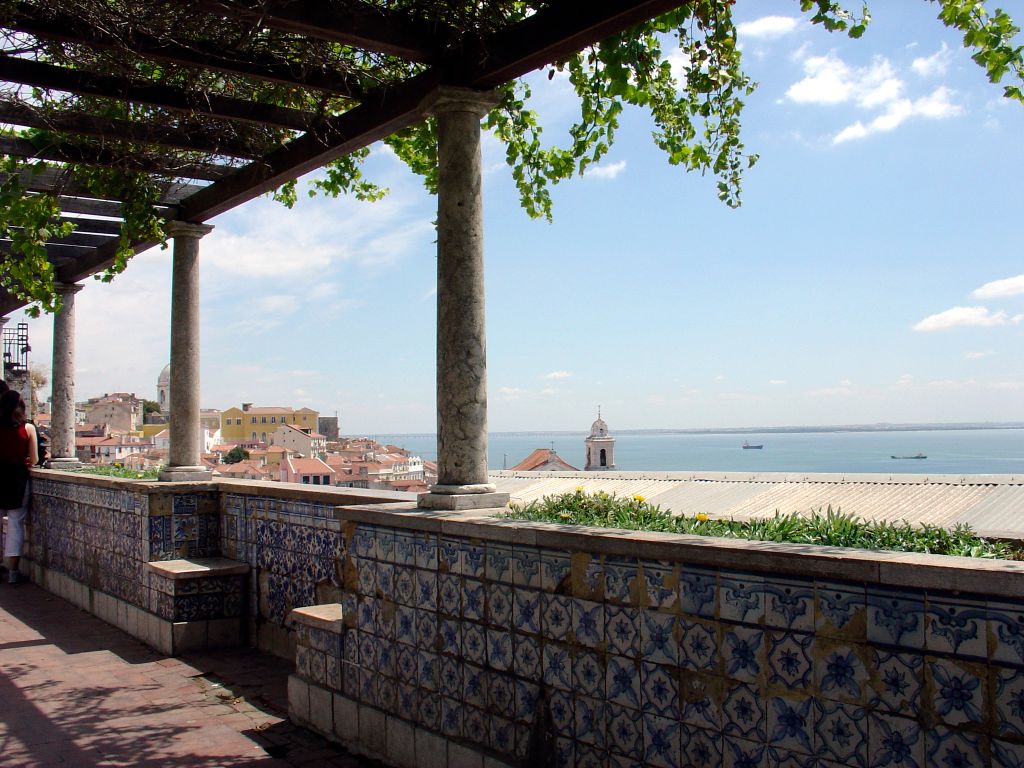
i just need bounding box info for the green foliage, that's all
[74,464,160,480]
[142,399,161,415]
[505,489,1023,560]
[222,446,251,464]
[933,0,1024,102]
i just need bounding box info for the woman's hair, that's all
[0,389,26,429]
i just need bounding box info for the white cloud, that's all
[584,160,627,180]
[256,294,299,314]
[973,274,1024,299]
[912,42,952,77]
[542,371,573,380]
[965,350,994,360]
[737,16,800,39]
[809,382,857,397]
[913,306,1024,332]
[768,379,787,385]
[833,87,962,144]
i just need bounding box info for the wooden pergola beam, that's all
[0,240,96,261]
[0,56,322,132]
[0,137,233,182]
[196,0,449,64]
[5,3,365,98]
[56,217,123,235]
[4,166,202,204]
[0,103,271,159]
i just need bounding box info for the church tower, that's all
[584,407,616,471]
[157,363,171,417]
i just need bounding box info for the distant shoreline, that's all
[366,422,1024,439]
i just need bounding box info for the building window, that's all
[302,476,310,484]
[252,432,257,440]
[271,416,276,423]
[261,432,267,442]
[312,475,321,485]
[236,418,242,425]
[323,475,331,485]
[251,416,257,424]
[261,416,267,423]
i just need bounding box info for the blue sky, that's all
[14,1,1024,433]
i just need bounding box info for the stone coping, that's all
[490,469,1024,485]
[335,502,1024,599]
[146,557,249,579]
[289,604,344,633]
[30,468,415,504]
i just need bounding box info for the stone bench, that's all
[147,557,249,654]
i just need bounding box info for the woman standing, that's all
[0,389,38,584]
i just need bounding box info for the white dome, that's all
[158,363,171,386]
[589,417,608,438]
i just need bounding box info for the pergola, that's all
[0,0,684,503]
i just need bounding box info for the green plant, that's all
[73,464,160,480]
[504,490,1023,560]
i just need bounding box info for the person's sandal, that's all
[8,569,25,585]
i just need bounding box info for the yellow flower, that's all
[574,486,584,493]
[695,513,709,522]
[633,495,645,503]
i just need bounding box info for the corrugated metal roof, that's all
[490,471,1024,537]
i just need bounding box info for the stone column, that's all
[417,86,509,511]
[47,282,83,469]
[159,221,214,482]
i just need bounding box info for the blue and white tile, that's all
[351,526,374,558]
[394,566,416,606]
[607,655,641,709]
[395,604,416,646]
[642,662,680,718]
[988,598,1024,667]
[867,588,925,650]
[486,543,514,584]
[439,536,462,573]
[868,651,923,716]
[604,557,639,605]
[575,650,605,698]
[357,632,377,670]
[575,695,607,747]
[414,532,437,570]
[417,651,439,691]
[815,700,867,768]
[764,579,815,633]
[679,618,719,672]
[511,545,542,588]
[463,705,486,744]
[541,550,571,592]
[463,579,485,621]
[377,641,396,677]
[438,618,461,656]
[415,610,438,650]
[415,569,438,610]
[418,691,441,730]
[680,677,721,731]
[488,672,515,718]
[923,727,984,768]
[723,682,766,741]
[394,531,416,566]
[358,668,377,706]
[644,714,682,768]
[868,714,923,768]
[723,625,765,682]
[768,696,815,756]
[460,541,485,578]
[606,606,641,657]
[607,704,643,761]
[354,557,376,595]
[544,642,573,691]
[816,645,867,703]
[463,663,487,707]
[514,633,541,679]
[576,745,607,768]
[720,572,765,625]
[378,678,398,711]
[397,683,417,721]
[680,567,717,619]
[548,690,574,737]
[681,725,723,768]
[555,737,574,768]
[996,667,1024,738]
[993,740,1024,768]
[573,598,604,649]
[375,528,395,563]
[514,679,540,722]
[544,593,574,641]
[723,737,767,768]
[462,622,486,665]
[642,611,679,665]
[816,581,867,640]
[438,573,461,616]
[768,631,814,690]
[925,596,986,659]
[513,588,542,634]
[488,583,513,627]
[487,628,513,671]
[440,697,463,737]
[642,561,679,610]
[489,716,515,756]
[927,658,985,727]
[396,645,418,682]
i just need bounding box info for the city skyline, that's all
[10,1,1024,433]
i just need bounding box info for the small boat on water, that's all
[742,441,763,449]
[891,453,927,460]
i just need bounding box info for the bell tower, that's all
[584,407,616,471]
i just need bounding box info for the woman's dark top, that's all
[0,423,31,509]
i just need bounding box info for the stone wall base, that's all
[26,561,244,656]
[287,676,516,768]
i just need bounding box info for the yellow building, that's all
[220,404,320,444]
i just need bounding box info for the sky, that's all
[10,1,1024,434]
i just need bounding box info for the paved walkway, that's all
[0,582,380,767]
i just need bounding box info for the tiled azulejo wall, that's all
[293,513,1024,768]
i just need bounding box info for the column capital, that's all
[55,282,83,296]
[166,221,214,240]
[420,86,502,119]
